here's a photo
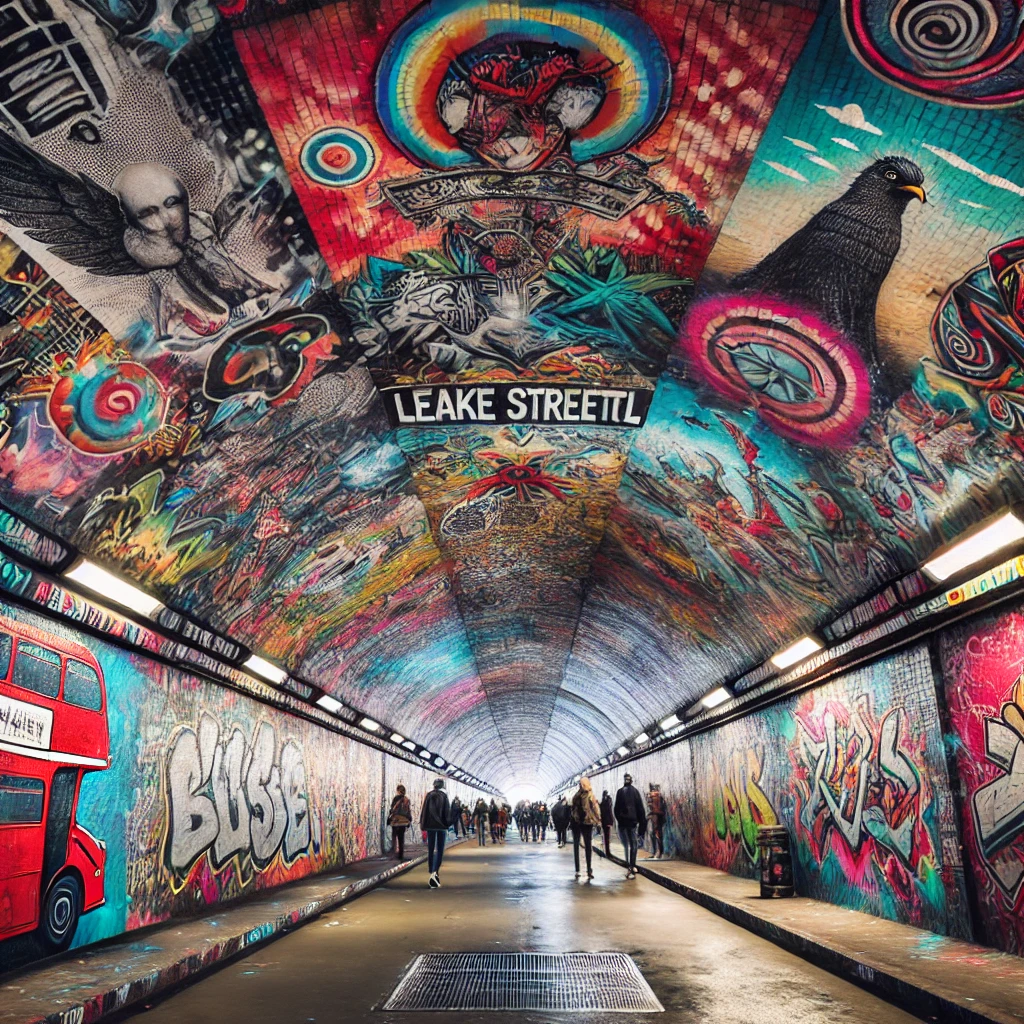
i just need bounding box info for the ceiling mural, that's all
[0,0,1023,789]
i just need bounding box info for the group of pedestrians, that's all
[385,773,669,888]
[513,800,550,841]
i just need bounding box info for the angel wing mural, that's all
[0,130,270,336]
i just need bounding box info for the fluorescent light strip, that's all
[419,749,432,760]
[923,511,1024,581]
[359,717,380,732]
[700,686,732,710]
[316,694,344,715]
[390,733,405,744]
[616,746,629,757]
[770,635,822,670]
[660,713,680,730]
[634,732,649,744]
[244,654,288,685]
[64,559,163,618]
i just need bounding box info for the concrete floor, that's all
[119,837,924,1024]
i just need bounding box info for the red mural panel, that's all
[234,0,815,382]
[940,603,1024,955]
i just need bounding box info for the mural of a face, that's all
[436,43,607,170]
[113,162,190,269]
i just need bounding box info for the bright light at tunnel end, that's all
[923,511,1024,581]
[64,558,164,618]
[770,635,823,670]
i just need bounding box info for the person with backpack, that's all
[600,789,615,857]
[647,783,666,859]
[387,784,412,860]
[419,778,451,888]
[570,778,601,879]
[614,773,646,879]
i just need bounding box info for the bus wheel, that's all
[41,875,81,951]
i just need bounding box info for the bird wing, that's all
[0,131,143,277]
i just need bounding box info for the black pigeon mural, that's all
[732,156,926,367]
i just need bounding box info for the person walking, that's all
[614,773,646,879]
[538,802,550,842]
[518,803,531,842]
[489,799,500,844]
[600,790,614,857]
[551,795,570,848]
[497,804,509,843]
[570,778,601,879]
[473,798,490,846]
[387,784,412,860]
[647,783,666,859]
[419,778,451,888]
[450,796,464,837]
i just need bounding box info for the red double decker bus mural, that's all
[0,615,109,951]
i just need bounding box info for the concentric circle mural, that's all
[300,128,377,187]
[374,0,672,170]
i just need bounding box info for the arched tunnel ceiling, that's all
[1,0,1024,792]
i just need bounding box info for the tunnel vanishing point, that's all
[2,0,1024,1021]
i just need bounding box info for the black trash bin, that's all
[756,824,794,898]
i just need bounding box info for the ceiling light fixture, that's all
[770,635,823,670]
[359,717,380,732]
[316,694,344,715]
[419,749,432,760]
[63,559,163,618]
[390,732,405,744]
[923,510,1024,581]
[616,746,629,757]
[634,732,650,745]
[434,756,446,768]
[599,757,609,766]
[700,686,733,710]
[402,740,417,751]
[244,654,288,685]
[660,713,680,730]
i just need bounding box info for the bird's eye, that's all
[884,171,897,180]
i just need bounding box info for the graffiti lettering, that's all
[972,687,1024,902]
[711,749,778,865]
[165,715,312,882]
[797,701,922,867]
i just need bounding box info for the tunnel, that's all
[1,0,1024,1020]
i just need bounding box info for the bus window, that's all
[0,774,45,824]
[64,660,102,711]
[13,642,61,699]
[0,632,11,678]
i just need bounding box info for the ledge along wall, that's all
[0,599,481,965]
[586,638,985,944]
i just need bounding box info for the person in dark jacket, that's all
[600,790,615,856]
[387,784,412,860]
[450,796,465,837]
[647,783,666,859]
[537,802,550,842]
[489,799,500,844]
[473,798,490,846]
[419,778,451,887]
[551,795,571,848]
[614,774,646,878]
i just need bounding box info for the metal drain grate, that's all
[381,952,663,1012]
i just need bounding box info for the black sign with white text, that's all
[380,383,653,428]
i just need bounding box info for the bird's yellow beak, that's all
[898,184,926,203]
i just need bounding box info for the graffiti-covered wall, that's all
[0,599,478,963]
[587,645,970,939]
[940,600,1024,956]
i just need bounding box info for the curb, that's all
[19,851,437,1024]
[595,848,999,1024]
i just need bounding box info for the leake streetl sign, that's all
[379,382,653,428]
